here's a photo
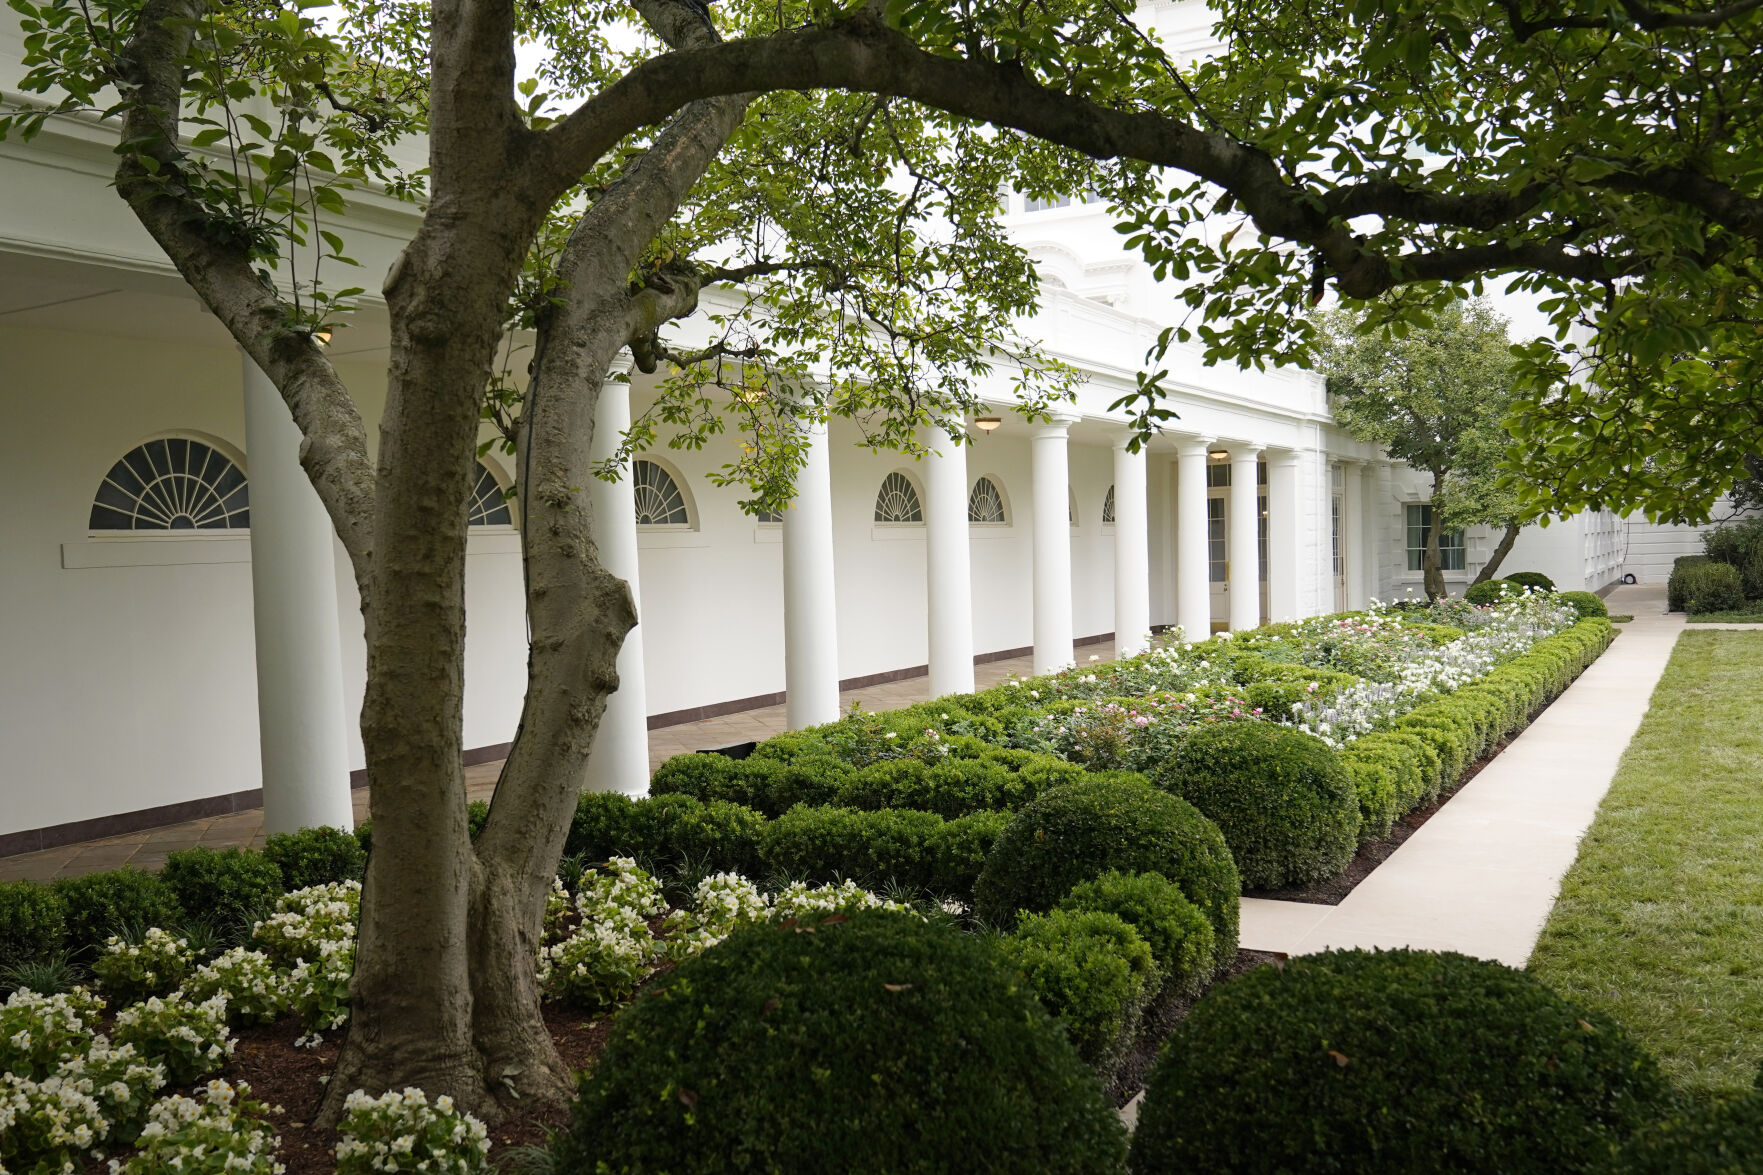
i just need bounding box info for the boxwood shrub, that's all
[161,847,284,931]
[1558,590,1609,621]
[1057,871,1216,999]
[1606,1092,1763,1173]
[1464,578,1517,606]
[51,867,182,956]
[972,776,1238,974]
[1151,723,1359,890]
[1128,948,1666,1175]
[0,880,66,967]
[262,825,368,889]
[1505,570,1557,592]
[998,908,1157,1073]
[558,910,1129,1175]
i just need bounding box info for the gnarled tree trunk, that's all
[1472,522,1524,585]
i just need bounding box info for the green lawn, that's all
[1686,609,1763,624]
[1530,631,1763,1096]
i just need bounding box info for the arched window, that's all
[468,461,513,527]
[1102,485,1116,525]
[90,436,249,531]
[633,459,691,527]
[968,476,1007,524]
[874,472,924,523]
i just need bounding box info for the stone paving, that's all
[1239,581,1684,966]
[0,643,1107,883]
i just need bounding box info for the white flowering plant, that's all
[539,904,654,1010]
[543,875,573,941]
[93,929,195,1006]
[112,1080,284,1175]
[112,994,234,1086]
[0,987,104,1080]
[576,857,666,920]
[58,1037,167,1144]
[252,881,360,968]
[179,948,290,1027]
[0,1069,110,1173]
[657,873,769,963]
[770,879,915,923]
[287,935,354,1041]
[333,1087,491,1175]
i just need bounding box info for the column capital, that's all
[1225,440,1267,458]
[1030,411,1079,440]
[1174,434,1217,459]
[1267,448,1303,469]
[604,352,633,379]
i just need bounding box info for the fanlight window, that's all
[90,437,249,531]
[468,462,513,527]
[968,477,1007,524]
[1102,485,1116,525]
[634,459,691,527]
[874,472,924,523]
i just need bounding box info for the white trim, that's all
[637,530,711,549]
[872,524,928,541]
[63,535,252,568]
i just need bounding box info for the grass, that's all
[1529,631,1763,1096]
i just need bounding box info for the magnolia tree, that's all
[6,0,1763,1119]
[1315,300,1530,599]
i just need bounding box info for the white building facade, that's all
[0,4,1650,856]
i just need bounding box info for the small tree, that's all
[1315,300,1530,599]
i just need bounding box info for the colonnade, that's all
[239,355,1369,821]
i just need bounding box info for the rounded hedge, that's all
[1465,578,1517,606]
[1058,871,1216,998]
[1151,722,1359,890]
[559,910,1129,1175]
[51,868,181,956]
[161,847,284,932]
[1558,590,1610,622]
[1605,1093,1763,1174]
[998,908,1157,1070]
[1129,948,1667,1175]
[972,776,1238,970]
[0,881,66,967]
[263,826,367,890]
[1505,570,1558,592]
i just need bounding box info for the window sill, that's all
[638,530,710,549]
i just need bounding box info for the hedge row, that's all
[649,741,1086,819]
[0,826,365,970]
[1338,617,1616,838]
[563,790,1011,901]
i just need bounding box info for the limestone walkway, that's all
[1240,582,1683,966]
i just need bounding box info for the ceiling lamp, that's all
[973,416,1003,433]
[1208,449,1228,459]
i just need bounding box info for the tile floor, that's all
[0,642,1113,883]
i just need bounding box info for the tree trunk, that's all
[1424,483,1447,600]
[1472,522,1523,584]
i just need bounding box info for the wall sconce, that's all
[973,416,1003,433]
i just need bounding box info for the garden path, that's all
[1239,582,1683,966]
[0,645,1090,883]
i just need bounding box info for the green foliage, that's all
[1606,1093,1763,1174]
[972,776,1238,975]
[51,868,181,957]
[1677,564,1747,616]
[263,826,368,890]
[0,881,66,967]
[1559,591,1610,621]
[557,911,1129,1175]
[1129,949,1667,1174]
[1152,722,1360,890]
[998,909,1156,1072]
[160,848,284,932]
[1704,518,1763,601]
[1670,557,1713,612]
[759,806,1009,898]
[1057,871,1216,999]
[1504,571,1557,592]
[1465,578,1517,606]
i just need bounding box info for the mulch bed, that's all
[1246,689,1569,906]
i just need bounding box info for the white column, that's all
[1030,414,1077,671]
[1267,450,1301,622]
[240,352,353,834]
[783,417,840,729]
[584,376,650,793]
[1229,443,1265,632]
[1175,436,1214,642]
[1342,459,1367,608]
[1112,436,1150,657]
[921,426,975,698]
[1369,461,1394,601]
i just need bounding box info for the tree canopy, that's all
[1316,299,1529,597]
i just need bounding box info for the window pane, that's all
[1208,498,1226,582]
